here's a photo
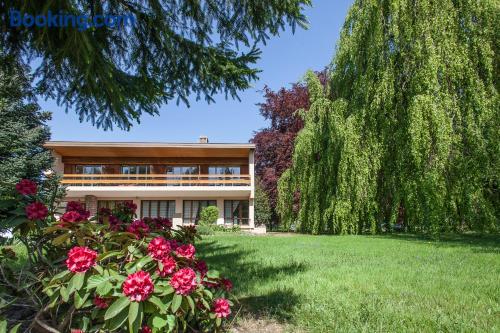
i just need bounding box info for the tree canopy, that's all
[278,0,499,234]
[1,0,311,130]
[0,54,52,196]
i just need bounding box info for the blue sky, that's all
[40,0,353,143]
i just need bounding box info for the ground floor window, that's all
[97,200,133,210]
[183,200,216,224]
[224,200,249,226]
[141,200,175,219]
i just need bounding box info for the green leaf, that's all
[98,250,124,262]
[107,306,129,331]
[151,314,168,329]
[186,295,195,314]
[0,320,6,333]
[166,315,176,332]
[68,272,85,294]
[52,233,71,246]
[105,297,130,321]
[155,284,174,296]
[128,301,143,333]
[9,323,22,333]
[147,295,167,314]
[216,317,222,327]
[51,269,71,282]
[74,290,89,309]
[207,270,220,279]
[60,286,69,302]
[171,294,182,313]
[96,281,113,296]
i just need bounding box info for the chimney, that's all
[199,136,209,144]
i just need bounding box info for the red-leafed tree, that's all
[251,71,326,225]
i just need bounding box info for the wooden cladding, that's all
[61,174,251,186]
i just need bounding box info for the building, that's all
[45,138,256,230]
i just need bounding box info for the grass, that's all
[199,233,500,332]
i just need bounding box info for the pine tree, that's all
[1,0,311,130]
[279,0,499,234]
[0,54,52,196]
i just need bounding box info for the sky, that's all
[40,0,353,144]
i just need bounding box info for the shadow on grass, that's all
[197,240,305,322]
[370,233,500,254]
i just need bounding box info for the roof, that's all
[44,141,254,158]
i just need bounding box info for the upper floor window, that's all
[121,165,151,174]
[75,165,103,174]
[166,166,199,175]
[208,166,240,175]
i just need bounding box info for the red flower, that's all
[122,271,154,302]
[213,298,231,318]
[15,179,37,195]
[147,237,171,261]
[175,244,195,260]
[98,207,112,217]
[157,256,177,277]
[71,330,83,333]
[195,260,208,277]
[127,219,150,238]
[150,217,172,230]
[25,202,48,220]
[167,239,179,250]
[220,278,233,291]
[120,201,137,213]
[61,211,85,223]
[66,201,90,220]
[108,215,122,231]
[93,296,109,309]
[140,326,152,333]
[65,246,97,273]
[169,268,197,295]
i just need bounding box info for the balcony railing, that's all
[61,174,251,186]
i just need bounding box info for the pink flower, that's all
[71,330,83,333]
[108,215,122,231]
[93,296,109,309]
[122,271,154,302]
[127,219,150,238]
[140,326,152,333]
[220,278,233,291]
[157,256,177,277]
[213,298,231,318]
[175,244,195,260]
[169,268,197,295]
[15,179,37,195]
[120,201,137,213]
[150,217,172,230]
[147,237,171,261]
[66,201,90,220]
[195,260,208,277]
[60,211,85,223]
[65,247,98,273]
[25,202,48,220]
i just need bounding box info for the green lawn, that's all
[199,233,500,332]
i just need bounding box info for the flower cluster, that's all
[15,179,37,195]
[122,271,154,302]
[60,201,90,224]
[213,298,231,318]
[65,246,98,273]
[175,243,196,260]
[93,296,109,309]
[147,237,171,260]
[127,219,150,238]
[26,201,48,220]
[158,256,177,277]
[169,267,198,295]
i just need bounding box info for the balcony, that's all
[61,174,251,187]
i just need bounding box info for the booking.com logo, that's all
[8,9,136,31]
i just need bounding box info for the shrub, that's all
[43,201,234,332]
[199,206,219,226]
[196,225,214,236]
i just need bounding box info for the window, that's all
[121,165,151,175]
[224,200,249,226]
[208,166,240,175]
[75,165,103,174]
[141,200,175,219]
[166,166,199,186]
[183,200,216,224]
[98,200,133,210]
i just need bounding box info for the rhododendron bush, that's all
[43,201,235,332]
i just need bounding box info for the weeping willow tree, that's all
[278,0,499,234]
